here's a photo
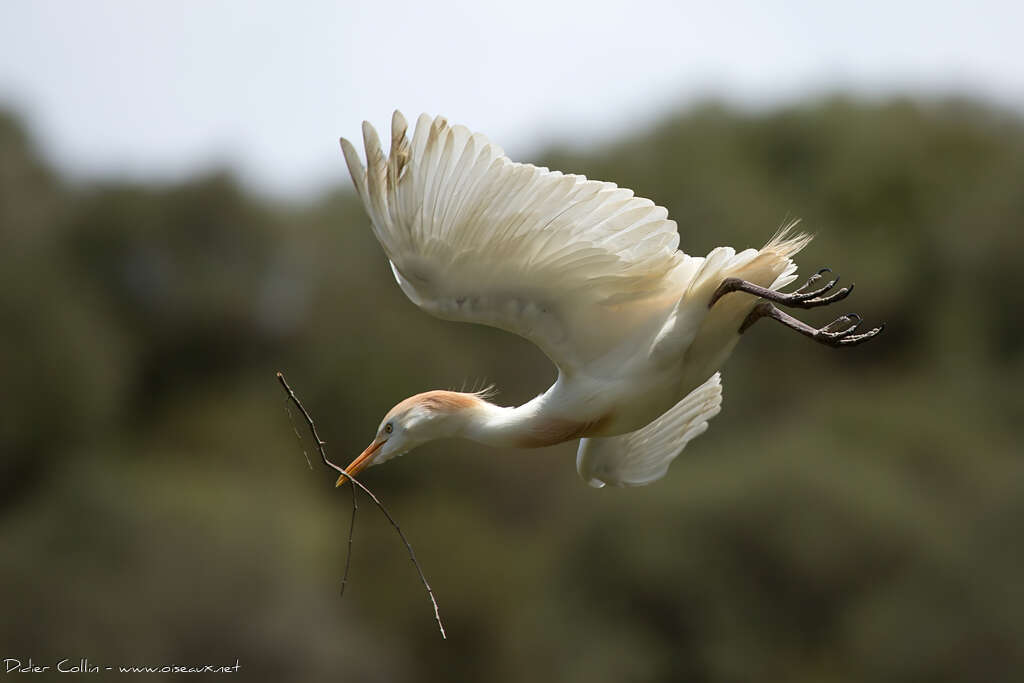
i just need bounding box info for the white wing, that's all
[340,111,685,374]
[576,372,723,487]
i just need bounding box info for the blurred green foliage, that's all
[1,97,1022,682]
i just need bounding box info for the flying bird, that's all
[338,112,882,488]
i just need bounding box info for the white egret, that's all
[338,112,882,488]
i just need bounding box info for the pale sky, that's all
[1,0,1021,197]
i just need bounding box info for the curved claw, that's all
[837,282,855,300]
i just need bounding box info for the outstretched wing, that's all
[340,111,685,374]
[576,373,723,487]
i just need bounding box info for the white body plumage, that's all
[338,111,811,488]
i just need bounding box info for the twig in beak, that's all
[276,371,447,639]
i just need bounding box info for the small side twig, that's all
[284,393,353,591]
[276,371,447,639]
[282,403,313,470]
[340,481,357,598]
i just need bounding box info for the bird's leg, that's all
[709,268,853,309]
[739,301,884,347]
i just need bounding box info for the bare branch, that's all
[276,371,447,639]
[340,481,357,598]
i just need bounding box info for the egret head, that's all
[336,390,485,486]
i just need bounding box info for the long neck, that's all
[457,388,592,449]
[461,396,545,448]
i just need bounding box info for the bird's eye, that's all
[384,422,393,434]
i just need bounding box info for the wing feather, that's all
[340,112,686,373]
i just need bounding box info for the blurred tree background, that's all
[1,96,1022,682]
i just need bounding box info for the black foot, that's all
[740,302,884,348]
[710,268,854,310]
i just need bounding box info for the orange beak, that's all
[336,438,386,487]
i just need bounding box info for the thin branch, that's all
[340,480,357,598]
[276,371,447,639]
